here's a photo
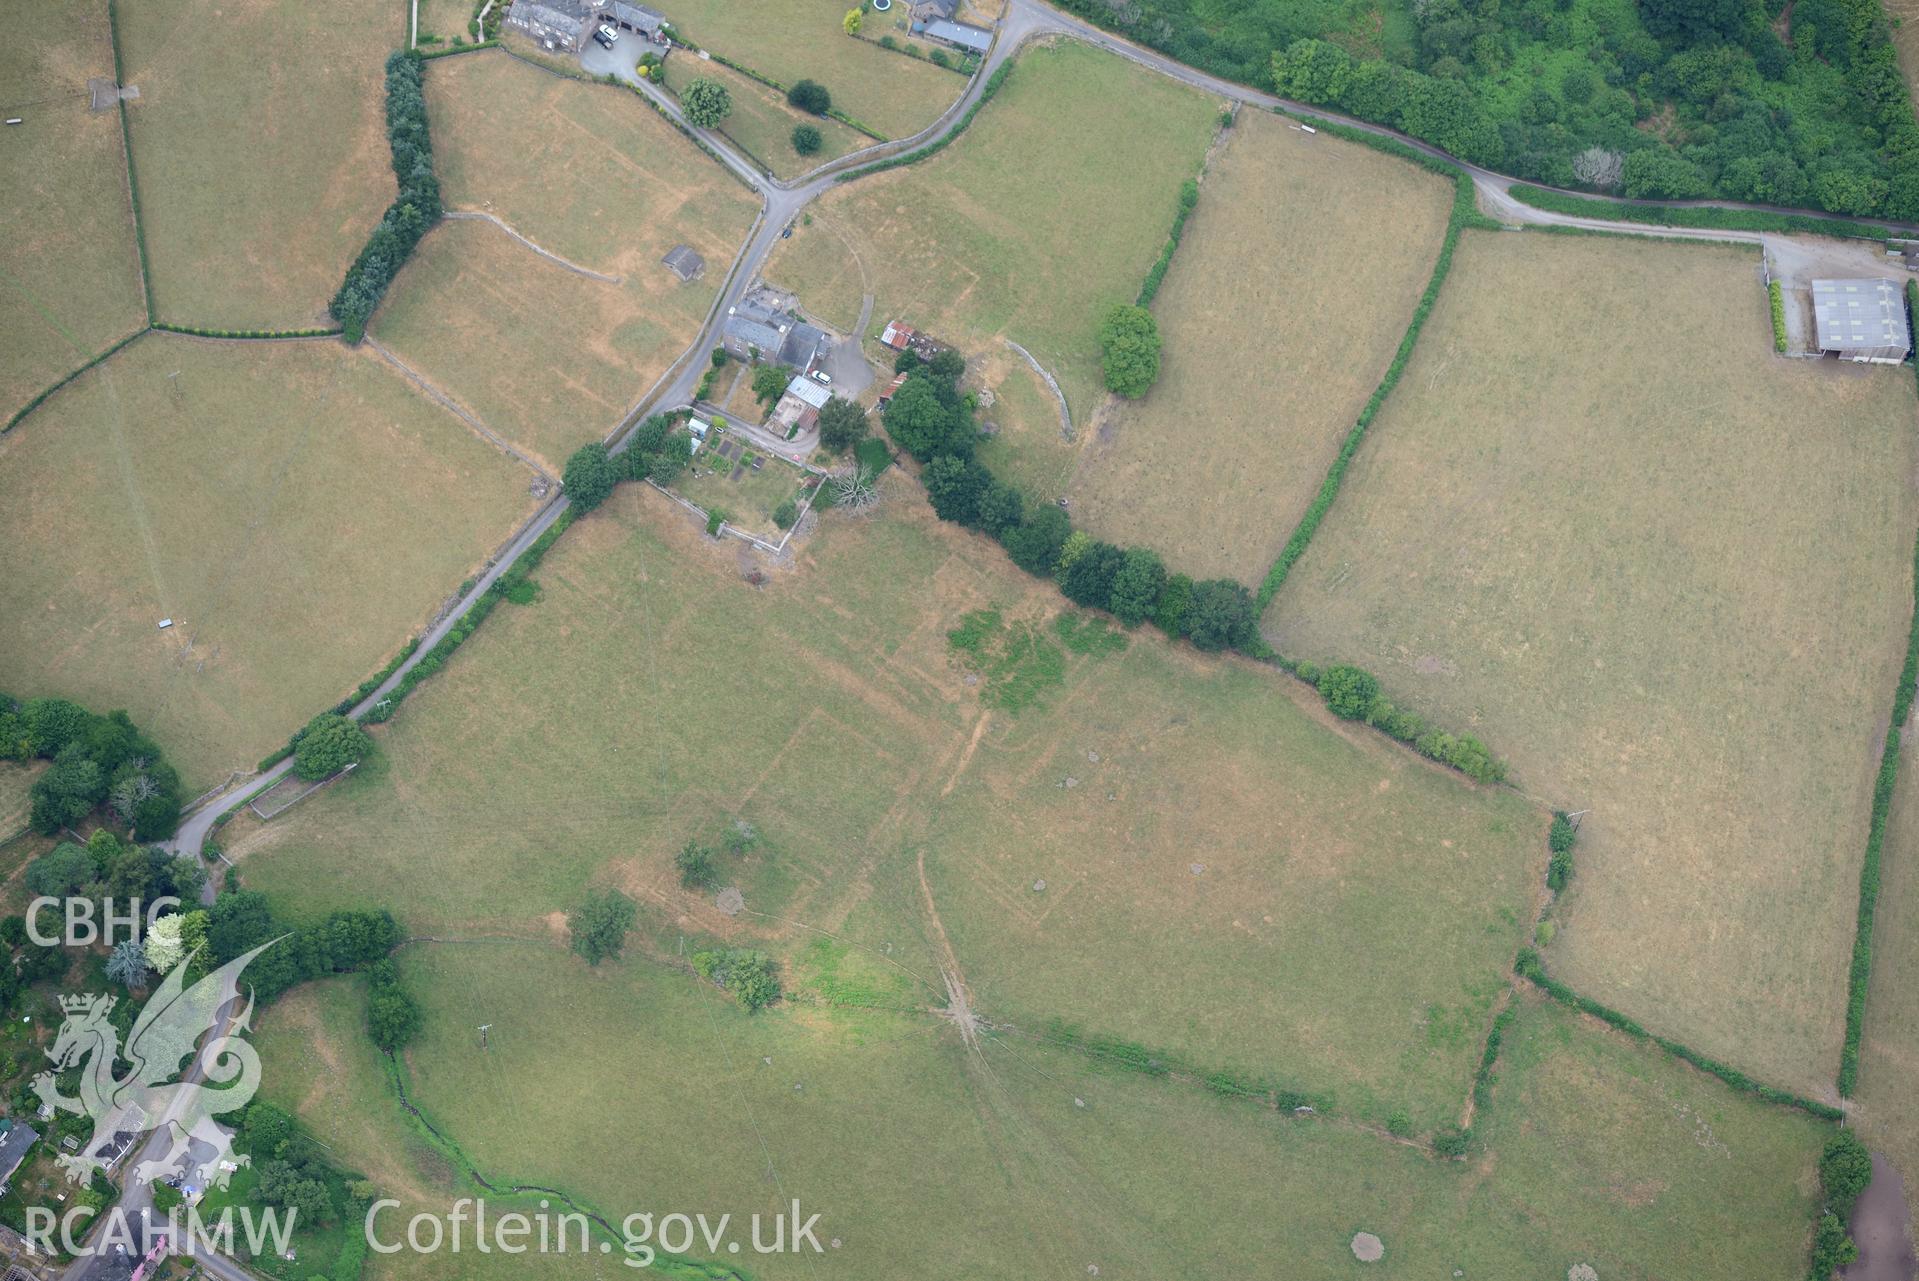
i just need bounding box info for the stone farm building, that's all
[506,0,668,52]
[661,245,704,282]
[914,16,992,54]
[721,301,826,373]
[1811,278,1911,364]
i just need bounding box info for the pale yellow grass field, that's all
[1267,230,1919,1097]
[1853,742,1919,1221]
[0,334,535,791]
[0,0,146,424]
[764,40,1219,422]
[1068,110,1454,582]
[373,54,759,472]
[116,0,400,327]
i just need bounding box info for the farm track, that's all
[154,0,1915,861]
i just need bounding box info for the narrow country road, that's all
[163,0,1918,865]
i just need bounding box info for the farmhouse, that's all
[720,301,827,372]
[0,1121,36,1194]
[1811,278,1911,364]
[504,0,668,52]
[661,245,704,282]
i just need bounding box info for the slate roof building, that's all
[916,18,992,53]
[720,303,828,372]
[661,245,705,282]
[506,0,591,51]
[1811,278,1911,364]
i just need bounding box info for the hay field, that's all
[1853,744,1919,1221]
[663,0,965,138]
[372,54,759,472]
[423,52,756,276]
[661,56,869,179]
[0,334,535,791]
[245,939,1828,1281]
[765,40,1219,421]
[1266,230,1919,1096]
[1067,111,1454,582]
[115,0,400,327]
[237,484,1541,1132]
[0,0,147,425]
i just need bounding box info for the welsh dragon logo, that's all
[32,941,277,1191]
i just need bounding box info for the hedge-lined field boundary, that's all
[1769,280,1787,353]
[704,51,887,141]
[1255,115,1492,612]
[418,39,500,59]
[104,0,157,325]
[152,322,343,340]
[1837,521,1919,1095]
[331,50,442,341]
[1507,184,1900,241]
[838,59,1012,181]
[3,329,148,434]
[1136,174,1201,308]
[1515,949,1843,1120]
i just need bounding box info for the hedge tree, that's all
[293,713,373,781]
[787,79,831,115]
[562,441,619,512]
[1097,304,1161,398]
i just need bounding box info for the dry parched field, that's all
[766,40,1220,421]
[0,334,535,792]
[373,52,759,473]
[662,0,965,139]
[0,0,146,425]
[1267,231,1919,1095]
[115,0,400,327]
[1067,110,1454,583]
[1853,743,1919,1223]
[238,485,1541,1132]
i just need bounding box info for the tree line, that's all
[881,349,1261,654]
[331,50,442,342]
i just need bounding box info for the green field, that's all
[116,0,402,327]
[1266,230,1919,1098]
[0,764,41,842]
[373,53,759,473]
[0,334,536,791]
[0,0,146,425]
[661,56,869,179]
[242,937,1829,1281]
[765,40,1220,421]
[662,0,966,139]
[236,484,1544,1132]
[1067,109,1454,583]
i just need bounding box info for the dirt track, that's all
[1844,1153,1918,1281]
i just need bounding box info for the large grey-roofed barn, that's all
[1811,278,1910,364]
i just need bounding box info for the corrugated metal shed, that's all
[1812,278,1910,363]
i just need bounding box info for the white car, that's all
[811,370,832,385]
[597,23,619,43]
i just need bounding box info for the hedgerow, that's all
[151,322,343,340]
[838,61,1012,181]
[1256,133,1486,611]
[705,52,886,140]
[1837,524,1919,1095]
[1768,280,1787,353]
[4,329,147,434]
[1515,949,1842,1119]
[1508,184,1896,241]
[1135,177,1201,307]
[1293,661,1507,782]
[330,51,442,342]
